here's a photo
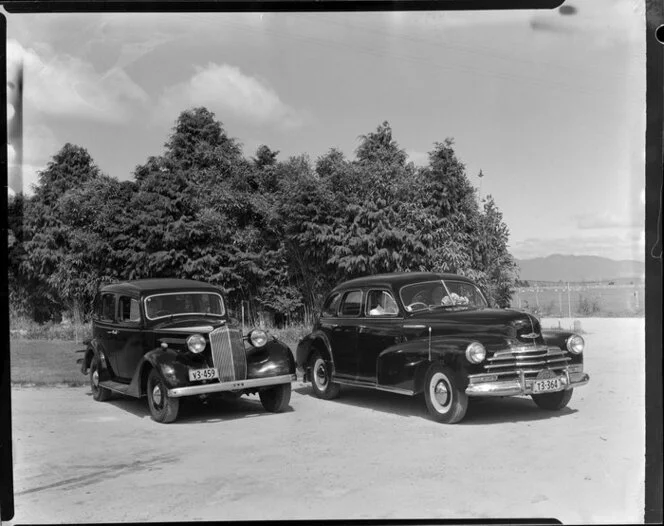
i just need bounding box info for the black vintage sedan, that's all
[296,272,589,424]
[80,279,296,423]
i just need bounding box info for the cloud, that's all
[154,63,305,130]
[7,123,60,196]
[7,39,149,123]
[574,212,643,230]
[512,232,645,262]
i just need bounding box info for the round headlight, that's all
[465,342,486,364]
[566,334,585,354]
[186,334,207,353]
[249,329,268,348]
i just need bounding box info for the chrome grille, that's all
[209,326,247,382]
[484,346,571,379]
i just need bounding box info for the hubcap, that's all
[152,384,163,407]
[314,359,328,389]
[430,372,452,413]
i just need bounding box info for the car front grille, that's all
[209,326,247,382]
[483,346,571,380]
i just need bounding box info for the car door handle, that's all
[107,330,118,335]
[358,326,368,333]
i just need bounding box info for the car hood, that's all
[151,316,228,334]
[406,307,543,345]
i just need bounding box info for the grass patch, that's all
[10,339,88,386]
[10,315,92,342]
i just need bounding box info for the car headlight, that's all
[566,334,585,354]
[465,342,486,364]
[186,334,207,353]
[248,329,268,348]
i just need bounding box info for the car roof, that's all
[330,272,476,293]
[99,279,222,296]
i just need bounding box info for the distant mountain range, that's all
[515,254,645,283]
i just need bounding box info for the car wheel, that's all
[531,388,573,410]
[259,383,292,413]
[310,350,340,400]
[146,369,180,423]
[89,355,112,401]
[423,364,468,424]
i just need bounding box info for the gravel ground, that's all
[7,318,645,523]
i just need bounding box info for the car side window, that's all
[321,293,342,317]
[366,290,399,317]
[339,290,363,317]
[118,296,141,323]
[99,293,116,322]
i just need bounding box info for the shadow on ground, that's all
[88,391,294,424]
[294,384,577,424]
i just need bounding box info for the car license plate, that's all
[532,376,563,393]
[188,368,219,381]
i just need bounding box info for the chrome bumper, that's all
[168,374,296,398]
[465,372,590,397]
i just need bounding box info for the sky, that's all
[4,0,647,262]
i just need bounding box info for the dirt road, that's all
[8,318,644,523]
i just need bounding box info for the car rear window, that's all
[118,296,141,323]
[321,293,342,317]
[339,290,362,317]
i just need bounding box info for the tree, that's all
[16,144,104,321]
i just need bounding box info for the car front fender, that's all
[246,339,296,379]
[377,337,480,394]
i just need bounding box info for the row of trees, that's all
[8,107,518,325]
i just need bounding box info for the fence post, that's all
[567,282,572,318]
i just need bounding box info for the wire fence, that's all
[510,283,644,317]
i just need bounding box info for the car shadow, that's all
[97,392,294,424]
[294,384,577,424]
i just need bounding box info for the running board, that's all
[332,377,414,396]
[99,380,132,395]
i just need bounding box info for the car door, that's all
[113,294,145,380]
[330,289,363,378]
[92,292,121,376]
[357,289,403,382]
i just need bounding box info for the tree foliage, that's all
[9,111,518,324]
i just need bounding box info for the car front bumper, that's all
[465,371,590,397]
[167,374,296,398]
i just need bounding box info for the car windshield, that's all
[144,292,225,320]
[399,280,487,312]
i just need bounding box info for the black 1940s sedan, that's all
[80,279,296,423]
[296,272,590,424]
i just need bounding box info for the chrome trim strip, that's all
[469,365,571,380]
[488,350,567,361]
[160,326,215,333]
[485,358,571,369]
[333,376,414,396]
[403,324,427,329]
[466,373,589,397]
[168,374,295,398]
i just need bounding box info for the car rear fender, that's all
[296,331,333,379]
[81,340,98,374]
[85,342,115,382]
